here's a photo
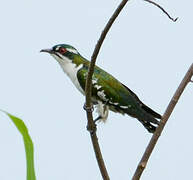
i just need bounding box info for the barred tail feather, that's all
[139,103,162,133]
[135,110,160,133]
[121,83,162,133]
[139,120,157,133]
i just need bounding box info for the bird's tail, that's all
[140,102,162,120]
[136,105,161,133]
[138,118,158,133]
[121,83,162,133]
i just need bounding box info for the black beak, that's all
[40,48,54,54]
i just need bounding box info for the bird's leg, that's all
[83,103,94,113]
[95,101,109,123]
[83,103,97,135]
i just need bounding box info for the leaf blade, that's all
[2,111,36,180]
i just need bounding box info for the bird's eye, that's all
[58,47,67,54]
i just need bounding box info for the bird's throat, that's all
[52,54,85,94]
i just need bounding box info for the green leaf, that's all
[1,110,36,180]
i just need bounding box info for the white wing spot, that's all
[92,79,98,84]
[113,102,119,105]
[109,101,119,105]
[120,105,128,109]
[92,78,101,89]
[97,90,108,101]
[94,84,102,90]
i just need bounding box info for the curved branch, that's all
[132,63,193,180]
[143,0,178,22]
[84,0,129,179]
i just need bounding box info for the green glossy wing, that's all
[77,64,139,108]
[77,63,161,123]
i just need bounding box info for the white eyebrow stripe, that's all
[66,48,78,54]
[55,46,61,51]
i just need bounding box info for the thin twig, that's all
[84,1,129,180]
[143,0,178,22]
[132,63,193,180]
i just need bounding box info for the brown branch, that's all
[132,63,193,180]
[143,0,178,22]
[84,0,129,179]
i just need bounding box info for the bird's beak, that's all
[40,48,54,54]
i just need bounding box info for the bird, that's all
[40,44,161,133]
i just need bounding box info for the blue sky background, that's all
[0,0,192,179]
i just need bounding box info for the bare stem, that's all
[84,0,129,179]
[143,0,178,22]
[132,63,193,180]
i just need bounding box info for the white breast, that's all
[51,54,84,95]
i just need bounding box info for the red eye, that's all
[59,47,67,54]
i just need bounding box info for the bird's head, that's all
[40,44,79,62]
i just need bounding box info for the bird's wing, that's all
[77,64,161,121]
[77,64,140,109]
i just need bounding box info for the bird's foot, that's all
[94,116,102,123]
[83,103,94,113]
